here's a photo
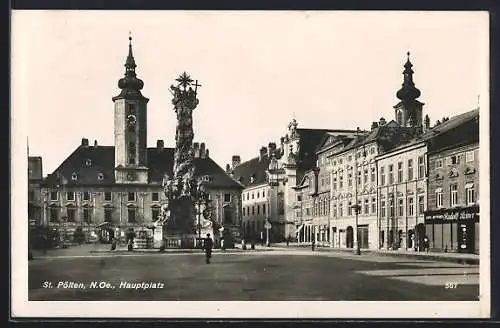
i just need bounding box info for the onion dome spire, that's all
[113,33,146,100]
[396,52,421,101]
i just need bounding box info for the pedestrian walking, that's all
[204,233,213,264]
[286,236,290,247]
[311,238,315,251]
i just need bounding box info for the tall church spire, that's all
[113,33,146,101]
[393,52,424,129]
[396,51,421,101]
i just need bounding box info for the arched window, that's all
[397,110,403,126]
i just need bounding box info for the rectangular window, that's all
[408,159,414,181]
[152,192,159,201]
[152,208,160,220]
[380,167,386,186]
[388,165,394,185]
[50,208,59,222]
[104,208,113,222]
[50,191,58,201]
[364,199,369,214]
[466,151,474,163]
[339,203,343,217]
[363,169,368,184]
[348,202,353,216]
[333,178,337,190]
[435,158,443,168]
[357,171,362,186]
[128,192,135,201]
[243,208,246,216]
[252,206,255,215]
[297,195,302,202]
[252,193,254,199]
[257,205,260,215]
[224,194,231,202]
[339,176,343,188]
[389,198,395,217]
[104,192,112,201]
[128,208,136,223]
[333,204,337,218]
[371,167,376,182]
[451,184,458,206]
[418,196,425,215]
[436,190,443,208]
[418,156,425,179]
[83,208,91,223]
[371,197,376,213]
[380,200,386,217]
[466,186,475,204]
[397,162,403,183]
[128,156,135,164]
[348,173,352,187]
[357,200,362,214]
[263,204,266,215]
[398,198,404,217]
[408,197,414,216]
[83,191,90,201]
[67,191,75,201]
[67,208,76,222]
[450,155,460,165]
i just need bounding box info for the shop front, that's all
[424,205,479,254]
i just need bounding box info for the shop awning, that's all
[95,222,113,228]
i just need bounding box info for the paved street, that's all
[28,247,479,301]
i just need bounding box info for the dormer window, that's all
[85,159,92,167]
[97,173,104,181]
[71,172,78,180]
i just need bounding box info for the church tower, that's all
[393,52,424,129]
[113,35,149,184]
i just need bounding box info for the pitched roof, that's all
[380,109,479,154]
[231,154,272,188]
[295,128,354,182]
[43,145,242,189]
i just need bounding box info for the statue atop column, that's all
[159,72,202,234]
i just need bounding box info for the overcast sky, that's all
[12,11,488,176]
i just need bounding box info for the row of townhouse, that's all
[294,108,479,254]
[292,53,480,254]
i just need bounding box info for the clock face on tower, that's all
[127,114,137,126]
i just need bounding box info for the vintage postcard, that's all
[11,10,490,318]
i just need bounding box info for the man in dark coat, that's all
[204,233,214,264]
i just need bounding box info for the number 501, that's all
[445,282,458,289]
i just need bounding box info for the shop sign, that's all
[425,209,479,222]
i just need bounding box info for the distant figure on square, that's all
[204,233,213,264]
[423,235,430,253]
[311,238,315,251]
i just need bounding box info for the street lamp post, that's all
[352,127,366,256]
[194,175,211,248]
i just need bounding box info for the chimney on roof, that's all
[232,155,241,169]
[371,122,379,130]
[200,143,206,158]
[81,138,89,147]
[268,142,277,157]
[157,140,164,151]
[259,146,267,162]
[193,142,200,158]
[379,117,387,126]
[94,140,98,147]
